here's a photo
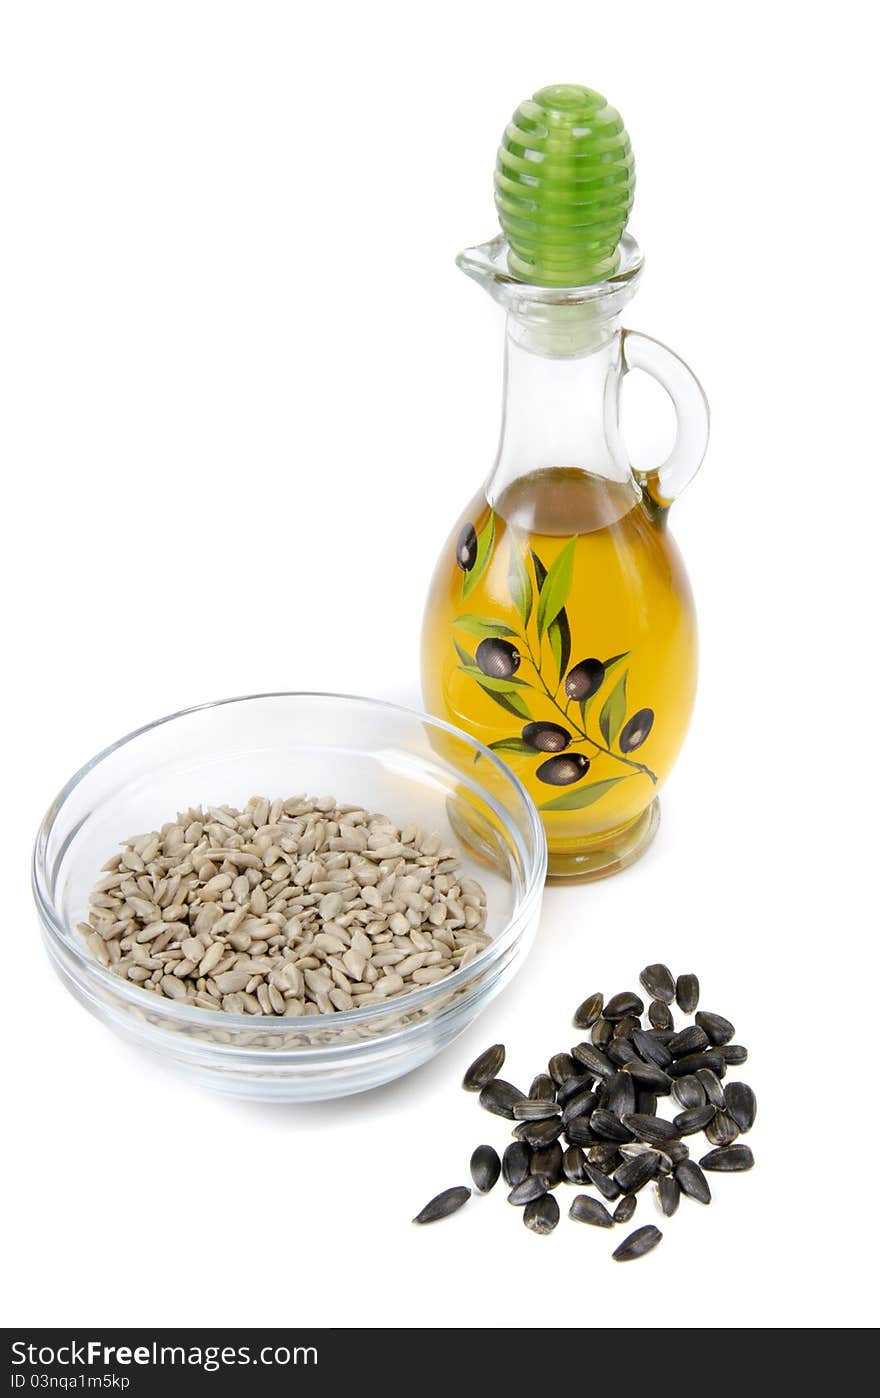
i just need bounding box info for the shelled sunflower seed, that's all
[79,796,488,1015]
[414,963,756,1259]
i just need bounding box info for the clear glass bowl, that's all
[32,693,546,1101]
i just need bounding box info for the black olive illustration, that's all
[475,637,521,679]
[456,522,478,571]
[564,658,606,702]
[536,752,591,786]
[522,721,572,753]
[619,708,654,753]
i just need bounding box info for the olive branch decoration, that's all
[453,514,657,811]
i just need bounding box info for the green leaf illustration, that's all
[602,651,630,675]
[535,537,576,640]
[487,737,534,755]
[508,540,533,629]
[453,613,519,639]
[457,663,531,692]
[540,777,628,812]
[599,670,628,746]
[476,682,531,721]
[531,549,548,592]
[461,512,496,600]
[547,606,571,687]
[453,639,472,668]
[579,691,598,725]
[530,551,548,663]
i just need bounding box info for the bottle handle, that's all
[620,329,710,509]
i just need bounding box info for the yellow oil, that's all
[421,468,697,875]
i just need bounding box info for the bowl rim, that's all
[32,690,547,1040]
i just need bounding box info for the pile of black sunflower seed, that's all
[413,964,756,1261]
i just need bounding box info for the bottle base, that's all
[546,799,660,883]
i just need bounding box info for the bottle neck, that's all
[487,310,634,509]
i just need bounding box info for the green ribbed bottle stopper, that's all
[494,84,635,287]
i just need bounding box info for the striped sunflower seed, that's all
[673,1104,715,1135]
[613,1224,663,1261]
[695,1067,726,1108]
[695,1010,735,1046]
[613,1151,660,1194]
[563,1117,598,1148]
[620,1059,672,1092]
[622,1113,680,1146]
[569,1194,614,1228]
[639,964,675,1004]
[700,1144,754,1172]
[604,990,645,1021]
[523,1193,560,1235]
[590,1108,635,1144]
[613,1014,641,1041]
[605,1073,636,1120]
[512,1098,561,1121]
[662,1140,690,1166]
[507,1175,551,1206]
[584,1165,621,1202]
[668,1050,725,1079]
[671,1075,706,1110]
[613,1194,637,1224]
[530,1143,564,1187]
[515,1117,564,1149]
[413,1186,471,1224]
[556,1074,594,1105]
[632,1028,672,1069]
[591,1018,614,1048]
[668,1024,710,1058]
[607,1037,639,1068]
[502,1141,531,1188]
[648,999,674,1030]
[573,992,604,1029]
[675,1159,711,1203]
[587,1142,621,1173]
[548,1052,578,1085]
[466,1145,500,1195]
[675,974,700,1014]
[463,1043,505,1091]
[562,1146,587,1184]
[655,1175,681,1217]
[479,1079,526,1119]
[562,1089,599,1126]
[705,1110,740,1146]
[723,1081,757,1133]
[571,1043,615,1079]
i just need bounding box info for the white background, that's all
[1,0,877,1331]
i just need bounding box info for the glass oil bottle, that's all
[422,85,709,879]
